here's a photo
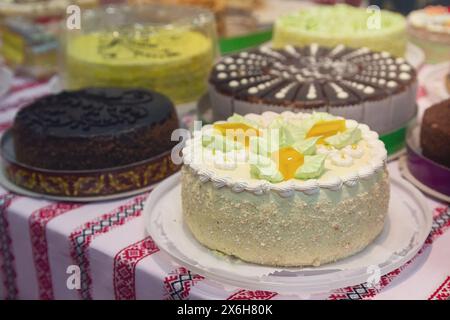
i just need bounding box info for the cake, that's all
[12,88,179,170]
[182,111,389,267]
[407,6,450,64]
[420,98,450,168]
[209,44,417,135]
[0,17,58,79]
[272,4,407,57]
[65,28,214,105]
[446,71,450,94]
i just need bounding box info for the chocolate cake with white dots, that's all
[209,44,417,134]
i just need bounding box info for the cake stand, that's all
[0,130,180,202]
[145,172,431,295]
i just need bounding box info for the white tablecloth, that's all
[0,73,448,300]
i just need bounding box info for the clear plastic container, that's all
[61,4,218,104]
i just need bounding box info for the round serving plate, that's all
[0,65,13,99]
[0,130,180,202]
[145,172,431,295]
[399,124,450,203]
[418,62,450,105]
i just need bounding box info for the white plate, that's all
[0,66,13,99]
[145,172,432,295]
[419,62,450,104]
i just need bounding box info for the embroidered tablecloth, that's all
[0,71,448,301]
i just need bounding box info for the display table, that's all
[0,72,448,300]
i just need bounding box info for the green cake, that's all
[65,27,214,104]
[273,4,407,57]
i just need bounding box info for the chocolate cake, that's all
[421,98,450,168]
[209,44,417,134]
[12,88,179,170]
[446,71,450,94]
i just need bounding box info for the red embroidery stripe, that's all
[428,276,450,300]
[113,236,159,300]
[164,267,204,300]
[69,194,148,300]
[227,289,277,300]
[29,203,82,300]
[9,79,48,94]
[0,193,19,299]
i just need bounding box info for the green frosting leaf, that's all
[250,156,284,183]
[249,136,280,157]
[227,113,259,128]
[292,136,321,155]
[204,134,244,152]
[294,154,327,180]
[281,122,307,147]
[324,128,362,149]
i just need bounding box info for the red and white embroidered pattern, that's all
[164,267,204,300]
[69,194,148,300]
[227,289,277,300]
[29,203,82,300]
[113,236,159,300]
[329,206,450,300]
[428,276,450,300]
[0,193,19,299]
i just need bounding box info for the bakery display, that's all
[407,6,450,64]
[12,88,179,170]
[0,17,58,79]
[209,44,417,135]
[63,4,217,104]
[182,111,389,267]
[420,98,450,169]
[272,4,407,57]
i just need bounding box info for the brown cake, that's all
[446,71,450,94]
[12,88,179,170]
[420,98,450,168]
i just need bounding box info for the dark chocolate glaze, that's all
[12,88,179,170]
[14,88,173,137]
[209,44,416,108]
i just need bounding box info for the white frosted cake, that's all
[182,111,389,267]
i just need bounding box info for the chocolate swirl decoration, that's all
[14,88,173,136]
[210,44,416,108]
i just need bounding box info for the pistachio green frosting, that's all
[294,154,327,180]
[273,4,407,57]
[65,28,214,104]
[324,128,362,149]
